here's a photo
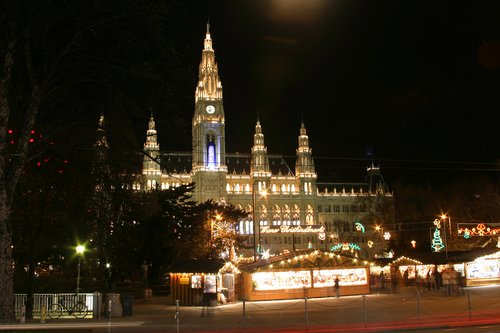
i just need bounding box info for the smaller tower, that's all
[143,114,161,190]
[295,122,317,224]
[250,119,271,254]
[366,162,389,194]
[295,122,317,193]
[251,119,271,183]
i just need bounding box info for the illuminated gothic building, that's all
[140,26,395,259]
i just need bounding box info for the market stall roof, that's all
[448,248,500,263]
[238,249,365,272]
[167,259,226,274]
[374,248,500,267]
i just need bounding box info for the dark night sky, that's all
[170,1,500,185]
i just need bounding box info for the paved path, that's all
[2,286,500,332]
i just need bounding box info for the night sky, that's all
[171,1,500,185]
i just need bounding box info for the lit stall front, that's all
[464,251,500,286]
[239,251,370,301]
[167,259,239,306]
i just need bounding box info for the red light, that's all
[30,130,35,134]
[8,130,13,134]
[29,138,34,143]
[37,162,41,167]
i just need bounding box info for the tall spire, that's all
[195,23,223,103]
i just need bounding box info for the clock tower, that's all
[192,24,227,202]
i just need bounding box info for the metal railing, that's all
[14,293,98,319]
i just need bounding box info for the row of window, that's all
[318,204,382,213]
[226,182,314,194]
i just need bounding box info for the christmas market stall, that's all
[167,259,240,306]
[238,250,370,301]
[371,255,448,292]
[452,249,500,287]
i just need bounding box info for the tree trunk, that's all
[0,205,14,323]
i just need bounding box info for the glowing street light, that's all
[75,245,85,294]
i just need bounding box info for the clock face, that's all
[206,105,215,114]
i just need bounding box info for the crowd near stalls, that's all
[369,249,500,294]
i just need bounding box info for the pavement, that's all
[2,287,500,332]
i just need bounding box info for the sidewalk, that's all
[2,290,500,332]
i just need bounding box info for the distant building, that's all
[139,25,395,259]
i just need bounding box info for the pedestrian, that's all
[334,276,340,298]
[379,272,386,293]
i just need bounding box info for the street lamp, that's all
[75,245,85,294]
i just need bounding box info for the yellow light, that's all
[76,245,85,255]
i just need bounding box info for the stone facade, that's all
[140,25,395,259]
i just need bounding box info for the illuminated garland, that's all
[458,223,500,238]
[331,243,361,251]
[392,256,422,266]
[263,250,373,271]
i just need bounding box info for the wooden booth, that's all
[167,259,240,306]
[238,250,370,301]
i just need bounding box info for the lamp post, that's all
[440,214,451,261]
[252,183,258,262]
[75,245,85,294]
[252,183,268,262]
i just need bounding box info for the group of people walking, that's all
[372,266,463,296]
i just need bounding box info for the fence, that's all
[169,286,500,332]
[14,293,99,319]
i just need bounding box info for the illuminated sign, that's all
[260,225,325,234]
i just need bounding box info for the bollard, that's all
[304,296,309,331]
[467,289,472,321]
[20,304,26,324]
[416,291,421,324]
[362,295,367,327]
[40,304,46,323]
[108,299,112,322]
[242,298,246,326]
[175,300,180,333]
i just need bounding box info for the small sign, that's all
[180,277,189,285]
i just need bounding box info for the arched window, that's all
[206,133,216,170]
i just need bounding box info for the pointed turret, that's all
[295,122,317,195]
[143,113,161,190]
[251,119,271,179]
[366,162,389,194]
